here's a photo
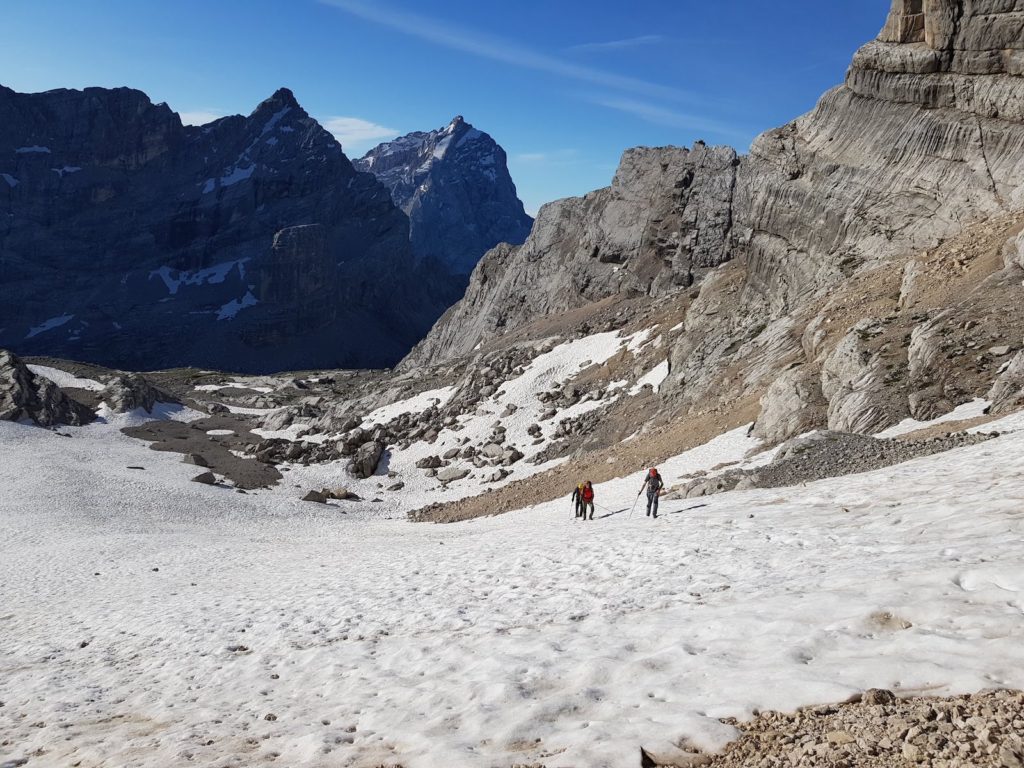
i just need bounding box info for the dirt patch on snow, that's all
[123,414,281,489]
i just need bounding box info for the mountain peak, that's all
[443,115,471,135]
[252,87,302,118]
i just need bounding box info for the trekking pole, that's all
[628,492,641,519]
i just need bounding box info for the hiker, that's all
[570,483,584,518]
[639,468,664,518]
[581,480,595,520]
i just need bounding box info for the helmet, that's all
[649,468,658,476]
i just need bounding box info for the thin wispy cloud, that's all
[512,149,580,165]
[567,35,664,54]
[319,0,691,103]
[321,116,400,153]
[586,95,750,142]
[178,110,224,126]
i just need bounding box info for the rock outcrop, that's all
[0,349,95,426]
[99,373,175,413]
[402,143,738,366]
[406,0,1024,440]
[0,86,453,372]
[356,116,532,278]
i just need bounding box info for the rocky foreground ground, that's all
[675,689,1024,768]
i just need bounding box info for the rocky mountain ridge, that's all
[0,86,527,373]
[356,116,532,277]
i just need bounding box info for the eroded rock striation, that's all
[407,0,1024,441]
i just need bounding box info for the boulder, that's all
[191,471,216,485]
[0,349,95,427]
[301,489,328,503]
[348,440,384,479]
[479,443,504,459]
[437,466,470,483]
[485,468,510,483]
[416,455,442,469]
[862,688,897,706]
[182,453,209,468]
[501,447,524,466]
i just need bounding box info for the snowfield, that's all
[1,406,1023,768]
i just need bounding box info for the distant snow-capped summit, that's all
[356,116,533,277]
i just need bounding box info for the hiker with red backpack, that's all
[638,468,664,518]
[580,480,595,520]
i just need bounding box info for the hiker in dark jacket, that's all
[581,480,595,520]
[570,483,584,518]
[639,468,664,518]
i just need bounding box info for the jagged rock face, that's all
[356,116,533,277]
[0,86,452,372]
[408,0,1024,440]
[0,349,95,426]
[751,365,827,444]
[403,144,738,366]
[988,350,1024,413]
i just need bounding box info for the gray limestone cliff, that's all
[404,0,1024,440]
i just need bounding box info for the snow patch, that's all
[874,399,991,439]
[194,382,273,394]
[27,365,104,392]
[95,401,205,427]
[150,260,247,295]
[219,164,254,187]
[260,106,292,135]
[455,127,482,148]
[629,359,670,395]
[216,290,258,320]
[25,314,74,339]
[4,414,1024,766]
[432,134,453,160]
[15,145,50,154]
[52,166,82,178]
[2,173,19,187]
[224,404,283,416]
[361,386,457,429]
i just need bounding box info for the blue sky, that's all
[2,0,889,214]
